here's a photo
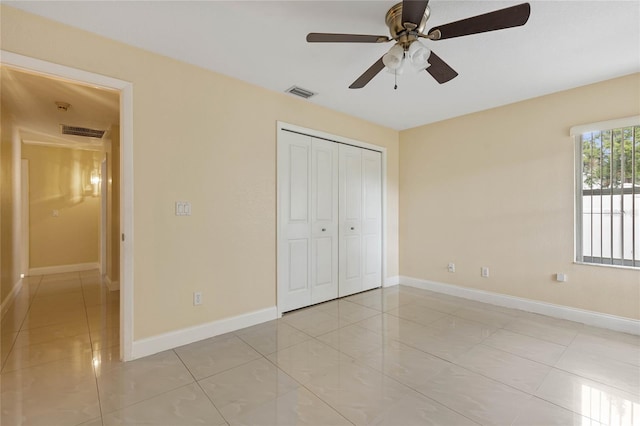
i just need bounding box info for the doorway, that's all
[0,51,134,360]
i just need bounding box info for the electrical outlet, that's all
[481,267,489,278]
[193,292,202,306]
[448,263,456,273]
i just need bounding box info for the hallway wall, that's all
[22,144,102,269]
[0,106,16,304]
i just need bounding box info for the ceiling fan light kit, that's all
[407,40,431,70]
[307,0,531,89]
[382,41,431,80]
[382,44,404,70]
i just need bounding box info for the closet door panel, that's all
[311,138,339,304]
[288,239,309,292]
[339,145,363,297]
[278,132,312,312]
[362,150,382,290]
[313,237,332,285]
[345,235,361,278]
[313,145,334,221]
[289,146,309,222]
[344,153,362,222]
[364,235,379,275]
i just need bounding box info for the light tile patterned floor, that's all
[1,271,639,425]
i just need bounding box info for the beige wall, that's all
[1,6,400,339]
[22,144,102,268]
[0,106,15,303]
[400,73,640,320]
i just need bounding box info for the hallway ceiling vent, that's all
[60,124,106,139]
[285,86,316,99]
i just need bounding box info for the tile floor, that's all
[1,271,639,425]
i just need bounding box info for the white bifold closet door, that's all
[339,144,382,297]
[278,132,339,313]
[278,130,381,313]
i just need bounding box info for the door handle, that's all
[350,227,355,230]
[321,228,326,232]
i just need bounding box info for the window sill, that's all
[573,261,640,272]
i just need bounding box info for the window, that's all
[574,119,640,268]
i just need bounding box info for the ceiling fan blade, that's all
[307,33,390,43]
[426,51,458,84]
[428,3,531,40]
[402,0,429,29]
[349,57,385,89]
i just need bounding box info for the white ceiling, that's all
[7,1,640,130]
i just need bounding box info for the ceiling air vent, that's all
[60,125,106,139]
[285,86,316,100]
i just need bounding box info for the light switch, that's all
[175,201,192,216]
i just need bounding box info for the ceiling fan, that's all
[307,0,531,88]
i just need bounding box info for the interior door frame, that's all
[1,51,135,361]
[276,121,387,317]
[100,159,108,276]
[20,159,29,277]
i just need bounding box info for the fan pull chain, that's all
[394,69,398,90]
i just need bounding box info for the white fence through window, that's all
[577,124,640,268]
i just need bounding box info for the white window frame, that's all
[571,115,640,269]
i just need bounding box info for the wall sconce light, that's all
[90,170,100,185]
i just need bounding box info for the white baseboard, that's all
[29,262,99,276]
[384,275,400,287]
[131,306,278,360]
[400,276,640,336]
[0,278,23,320]
[104,275,120,292]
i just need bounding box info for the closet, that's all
[277,128,382,313]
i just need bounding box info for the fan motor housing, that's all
[385,2,430,45]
